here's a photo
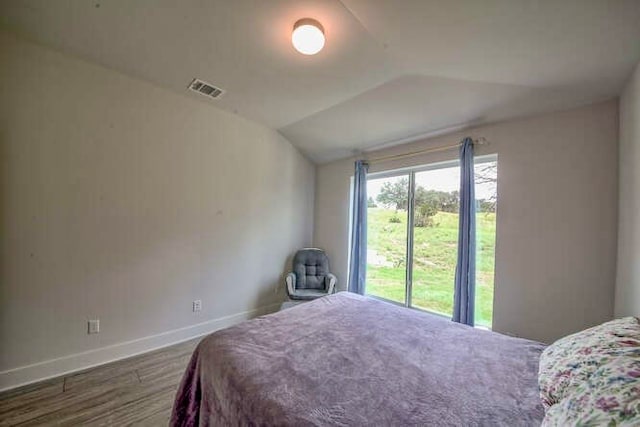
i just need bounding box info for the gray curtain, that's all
[348,160,369,295]
[453,138,476,326]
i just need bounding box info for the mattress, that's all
[171,292,545,426]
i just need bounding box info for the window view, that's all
[365,158,497,327]
[411,165,460,318]
[366,174,409,305]
[474,160,498,327]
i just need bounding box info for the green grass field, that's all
[366,208,496,327]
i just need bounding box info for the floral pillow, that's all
[538,317,640,408]
[542,355,640,426]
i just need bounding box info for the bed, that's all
[171,292,545,426]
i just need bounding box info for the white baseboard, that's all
[0,302,281,392]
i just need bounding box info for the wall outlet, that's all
[88,319,100,334]
[193,300,202,312]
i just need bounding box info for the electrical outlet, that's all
[193,300,202,312]
[88,319,100,334]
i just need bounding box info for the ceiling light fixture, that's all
[292,18,325,55]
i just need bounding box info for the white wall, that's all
[0,32,315,388]
[315,101,619,344]
[615,62,640,317]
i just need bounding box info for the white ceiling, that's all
[2,0,639,163]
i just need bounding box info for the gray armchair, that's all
[286,248,337,300]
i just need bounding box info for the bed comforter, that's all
[171,292,545,426]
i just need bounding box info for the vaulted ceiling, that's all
[2,0,639,163]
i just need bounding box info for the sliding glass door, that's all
[365,157,497,327]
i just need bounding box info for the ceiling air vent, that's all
[188,78,225,99]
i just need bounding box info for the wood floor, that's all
[0,338,200,426]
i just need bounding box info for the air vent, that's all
[188,78,225,99]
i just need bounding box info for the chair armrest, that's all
[326,273,337,294]
[285,272,296,297]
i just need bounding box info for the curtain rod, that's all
[364,137,488,164]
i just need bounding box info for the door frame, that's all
[365,154,497,314]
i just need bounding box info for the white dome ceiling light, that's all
[292,18,325,55]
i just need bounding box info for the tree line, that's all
[370,176,496,228]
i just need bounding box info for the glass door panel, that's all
[474,160,498,327]
[410,166,460,316]
[365,175,409,304]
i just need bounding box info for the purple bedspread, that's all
[171,292,545,426]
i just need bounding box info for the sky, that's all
[367,162,496,202]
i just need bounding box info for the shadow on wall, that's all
[279,74,618,163]
[250,252,296,312]
[0,128,5,273]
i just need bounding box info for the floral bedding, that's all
[542,355,640,426]
[538,316,640,425]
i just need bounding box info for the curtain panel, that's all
[348,160,369,295]
[453,138,476,326]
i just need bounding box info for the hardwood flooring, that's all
[0,338,200,426]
